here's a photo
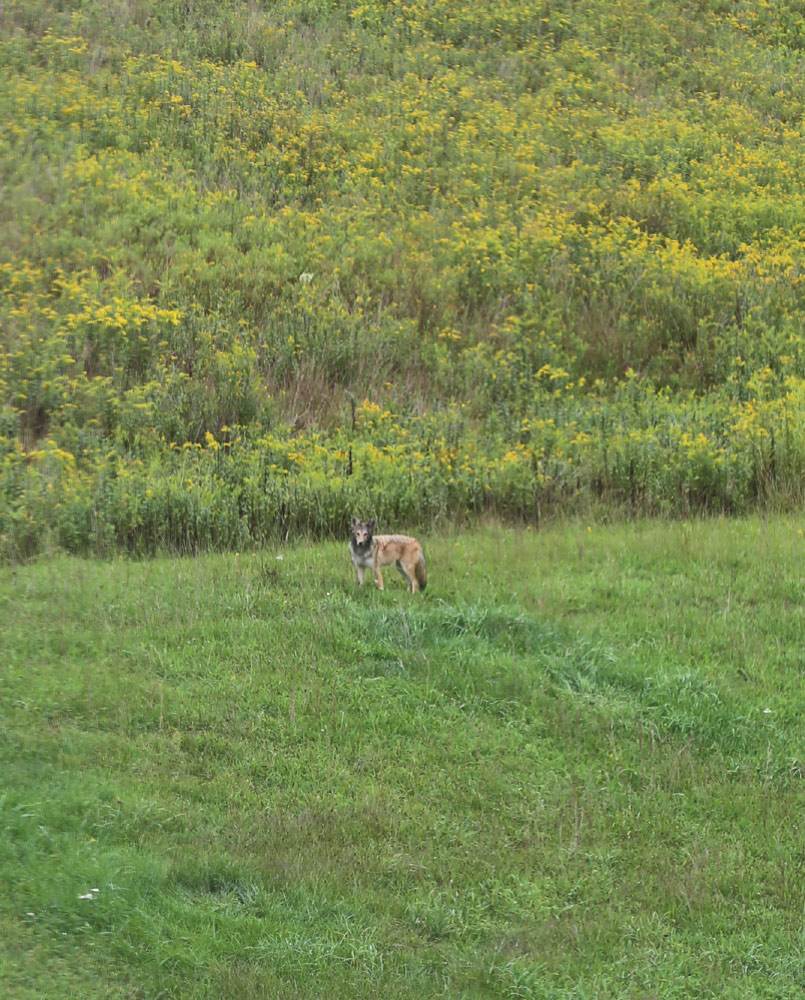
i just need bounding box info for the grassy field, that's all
[1,516,803,998]
[2,6,802,993]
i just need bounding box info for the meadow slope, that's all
[1,1,804,557]
[2,517,803,997]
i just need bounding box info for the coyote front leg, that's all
[355,565,366,586]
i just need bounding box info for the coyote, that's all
[349,518,427,593]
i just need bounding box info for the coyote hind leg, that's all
[399,556,419,593]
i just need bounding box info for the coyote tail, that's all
[415,554,427,591]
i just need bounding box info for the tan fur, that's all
[371,534,427,593]
[350,519,427,593]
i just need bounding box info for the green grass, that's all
[1,517,803,998]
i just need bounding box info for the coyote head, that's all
[350,517,375,551]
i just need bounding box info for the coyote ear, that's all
[367,518,376,531]
[350,515,358,528]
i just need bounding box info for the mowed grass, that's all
[1,517,803,999]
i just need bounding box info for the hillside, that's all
[2,518,803,996]
[1,1,803,556]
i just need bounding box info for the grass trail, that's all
[1,517,803,998]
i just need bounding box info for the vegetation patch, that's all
[1,1,803,557]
